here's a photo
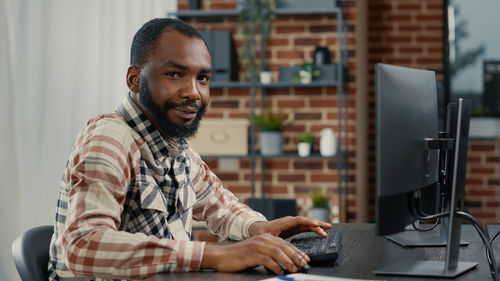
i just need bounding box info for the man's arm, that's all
[186,148,332,274]
[58,117,205,279]
[188,148,267,240]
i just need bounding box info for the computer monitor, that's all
[374,63,478,277]
[375,63,439,236]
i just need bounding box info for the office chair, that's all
[12,225,54,281]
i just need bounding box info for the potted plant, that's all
[294,62,321,84]
[259,64,272,84]
[253,108,292,155]
[237,0,275,81]
[297,132,315,157]
[310,190,330,222]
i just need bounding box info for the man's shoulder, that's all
[81,112,143,146]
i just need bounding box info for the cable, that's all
[410,200,499,281]
[411,193,441,232]
[456,211,499,281]
[491,230,500,244]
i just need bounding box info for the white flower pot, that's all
[297,142,312,157]
[260,71,272,84]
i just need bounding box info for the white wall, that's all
[0,1,177,279]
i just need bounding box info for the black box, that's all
[248,198,296,220]
[483,60,500,116]
[199,30,239,82]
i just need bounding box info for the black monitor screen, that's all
[375,63,440,235]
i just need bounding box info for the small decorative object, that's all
[310,190,330,222]
[188,0,201,10]
[319,128,337,157]
[259,65,272,84]
[253,108,293,155]
[297,132,315,157]
[294,63,320,84]
[313,46,332,66]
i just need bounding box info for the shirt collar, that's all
[117,92,189,161]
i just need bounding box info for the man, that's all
[48,18,331,280]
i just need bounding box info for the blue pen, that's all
[277,275,295,281]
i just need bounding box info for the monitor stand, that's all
[373,260,478,278]
[375,99,479,278]
[385,221,469,247]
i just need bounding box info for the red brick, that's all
[211,100,239,108]
[268,38,290,47]
[277,100,305,108]
[276,50,304,59]
[311,174,339,182]
[310,25,336,33]
[265,160,289,170]
[470,167,495,174]
[469,190,495,197]
[266,186,288,194]
[465,178,483,185]
[295,112,322,120]
[278,174,306,182]
[310,99,337,107]
[295,88,323,96]
[209,2,235,9]
[217,172,239,181]
[471,144,495,151]
[488,179,500,186]
[397,3,421,10]
[294,38,322,46]
[227,88,250,96]
[228,185,252,194]
[416,15,442,21]
[275,26,305,33]
[294,161,323,170]
[487,156,500,163]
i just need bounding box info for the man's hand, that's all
[201,233,310,274]
[248,216,332,239]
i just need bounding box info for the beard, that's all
[138,79,206,139]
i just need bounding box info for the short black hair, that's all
[130,18,204,67]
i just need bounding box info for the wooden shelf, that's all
[168,8,340,18]
[199,152,342,159]
[210,80,339,89]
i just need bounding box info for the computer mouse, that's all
[277,262,310,274]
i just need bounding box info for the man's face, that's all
[136,30,212,138]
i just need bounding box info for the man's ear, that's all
[126,65,140,93]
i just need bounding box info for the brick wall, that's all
[367,0,445,221]
[177,0,359,224]
[368,0,500,225]
[466,140,500,224]
[177,0,500,228]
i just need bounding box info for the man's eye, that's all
[198,75,210,83]
[165,71,180,77]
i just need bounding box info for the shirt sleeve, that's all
[188,148,268,241]
[60,116,205,280]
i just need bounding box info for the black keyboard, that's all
[288,229,342,263]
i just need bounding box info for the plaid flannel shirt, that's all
[48,93,267,280]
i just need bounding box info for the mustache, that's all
[163,101,201,111]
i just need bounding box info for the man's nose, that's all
[181,78,201,101]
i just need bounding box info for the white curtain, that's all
[0,1,177,279]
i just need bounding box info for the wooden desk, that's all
[145,223,496,281]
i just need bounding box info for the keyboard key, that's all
[287,229,341,263]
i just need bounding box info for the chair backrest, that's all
[12,225,54,281]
